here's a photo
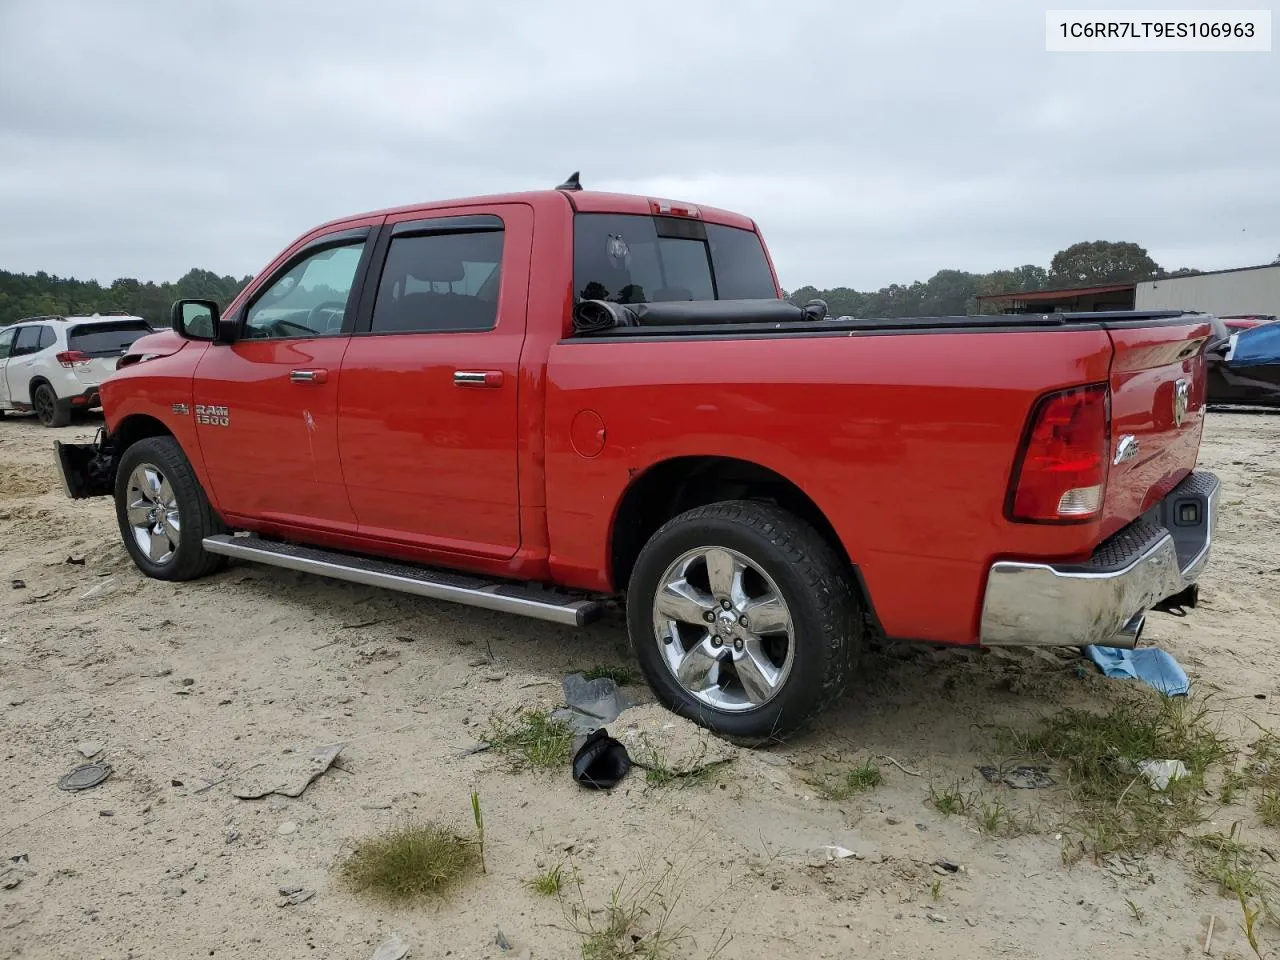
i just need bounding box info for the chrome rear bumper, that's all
[979,471,1219,648]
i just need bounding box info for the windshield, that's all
[68,320,154,357]
[573,213,776,304]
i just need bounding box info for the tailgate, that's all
[1102,317,1212,537]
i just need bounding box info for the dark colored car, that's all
[1206,320,1280,407]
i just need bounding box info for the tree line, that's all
[0,268,252,329]
[1,238,1203,328]
[786,240,1202,317]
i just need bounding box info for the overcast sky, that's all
[1,0,1276,291]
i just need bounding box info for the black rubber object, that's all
[114,436,228,582]
[627,500,860,743]
[572,728,632,790]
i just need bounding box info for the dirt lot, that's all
[2,410,1280,960]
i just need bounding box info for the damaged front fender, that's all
[53,429,117,499]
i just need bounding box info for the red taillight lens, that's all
[1008,384,1110,523]
[56,350,91,368]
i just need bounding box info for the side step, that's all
[202,534,606,627]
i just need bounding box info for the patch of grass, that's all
[340,822,478,902]
[818,759,883,800]
[526,862,566,897]
[975,797,1033,838]
[928,782,970,817]
[1257,789,1280,828]
[581,664,637,686]
[1004,694,1231,857]
[485,709,575,770]
[930,878,942,900]
[1194,829,1269,903]
[1222,768,1250,805]
[633,739,731,789]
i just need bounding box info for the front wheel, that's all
[627,500,859,742]
[114,436,228,581]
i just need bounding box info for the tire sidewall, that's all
[114,438,207,580]
[627,511,843,741]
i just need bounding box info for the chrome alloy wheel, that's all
[125,463,181,564]
[651,546,795,712]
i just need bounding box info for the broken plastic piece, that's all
[572,728,631,790]
[1138,759,1188,791]
[232,744,344,800]
[977,765,1055,789]
[57,762,113,792]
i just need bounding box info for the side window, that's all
[243,241,366,340]
[0,328,15,359]
[12,327,39,356]
[370,229,504,334]
[37,326,55,350]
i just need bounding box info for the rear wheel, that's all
[627,500,859,742]
[114,436,227,581]
[33,383,70,427]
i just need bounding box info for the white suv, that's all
[0,314,154,427]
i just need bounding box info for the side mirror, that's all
[170,299,219,341]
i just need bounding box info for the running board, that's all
[201,535,605,627]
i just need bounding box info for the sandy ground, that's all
[2,410,1280,960]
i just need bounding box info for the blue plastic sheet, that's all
[1083,645,1190,697]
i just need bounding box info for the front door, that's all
[336,204,531,560]
[193,224,378,532]
[0,327,15,408]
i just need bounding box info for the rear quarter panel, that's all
[545,328,1117,644]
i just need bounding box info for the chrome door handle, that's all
[290,369,328,384]
[454,370,504,388]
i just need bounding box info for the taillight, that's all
[56,350,92,368]
[648,198,701,218]
[1007,384,1110,523]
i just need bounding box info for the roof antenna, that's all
[556,171,582,192]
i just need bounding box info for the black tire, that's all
[114,436,228,581]
[627,500,859,742]
[33,383,70,427]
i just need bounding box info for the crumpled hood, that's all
[118,328,188,366]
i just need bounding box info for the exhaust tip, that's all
[1109,613,1146,650]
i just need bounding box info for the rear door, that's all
[192,223,379,532]
[336,204,532,560]
[1102,317,1213,535]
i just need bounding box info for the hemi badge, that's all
[1113,434,1139,465]
[172,403,190,416]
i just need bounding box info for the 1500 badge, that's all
[195,404,230,427]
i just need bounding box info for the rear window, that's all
[69,320,154,357]
[573,214,777,304]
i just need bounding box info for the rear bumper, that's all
[979,471,1219,648]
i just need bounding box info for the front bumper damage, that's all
[53,429,116,499]
[979,471,1219,649]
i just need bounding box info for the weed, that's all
[340,821,478,902]
[471,788,486,873]
[1259,789,1280,828]
[1004,693,1230,857]
[1240,891,1266,959]
[526,862,566,897]
[975,797,1032,837]
[929,782,969,817]
[485,709,575,770]
[818,759,883,800]
[633,739,730,789]
[582,664,637,686]
[1125,898,1144,925]
[930,878,942,900]
[1222,768,1250,805]
[1192,826,1274,915]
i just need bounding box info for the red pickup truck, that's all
[54,177,1220,740]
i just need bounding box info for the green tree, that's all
[1048,241,1161,286]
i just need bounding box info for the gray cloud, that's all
[1,0,1275,290]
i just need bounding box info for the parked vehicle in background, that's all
[51,179,1221,739]
[1207,319,1280,407]
[0,315,154,426]
[1222,315,1277,333]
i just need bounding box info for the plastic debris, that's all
[978,765,1055,789]
[1138,759,1188,791]
[371,933,410,960]
[812,845,857,861]
[552,672,632,735]
[232,744,344,799]
[572,728,632,790]
[57,762,113,792]
[1083,645,1190,697]
[76,741,104,759]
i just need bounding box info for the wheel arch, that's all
[27,374,53,402]
[112,413,175,454]
[609,455,871,618]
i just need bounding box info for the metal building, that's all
[1135,263,1280,317]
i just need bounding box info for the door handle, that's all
[454,370,504,388]
[290,368,328,384]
